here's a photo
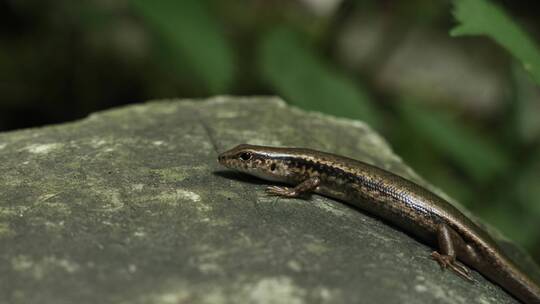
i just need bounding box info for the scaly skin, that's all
[218,144,540,304]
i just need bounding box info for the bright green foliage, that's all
[131,0,234,93]
[258,27,380,128]
[451,0,540,85]
[398,100,510,183]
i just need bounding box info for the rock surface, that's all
[0,96,537,304]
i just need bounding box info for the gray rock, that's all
[0,96,536,304]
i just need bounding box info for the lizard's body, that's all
[218,144,540,304]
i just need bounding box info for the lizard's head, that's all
[217,144,291,182]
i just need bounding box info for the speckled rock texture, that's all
[0,96,538,304]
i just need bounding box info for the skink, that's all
[218,144,540,304]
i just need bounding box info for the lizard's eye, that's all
[239,152,252,161]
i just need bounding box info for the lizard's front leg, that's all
[265,176,321,198]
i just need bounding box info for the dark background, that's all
[1,0,539,261]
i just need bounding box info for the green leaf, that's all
[398,100,510,183]
[258,27,380,128]
[451,0,540,85]
[131,0,234,93]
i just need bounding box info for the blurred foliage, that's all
[132,0,235,93]
[259,27,380,128]
[397,99,510,183]
[1,0,539,260]
[513,63,540,143]
[452,0,540,84]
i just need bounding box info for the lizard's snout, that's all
[218,152,230,166]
